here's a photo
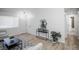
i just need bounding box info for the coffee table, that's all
[3,37,22,50]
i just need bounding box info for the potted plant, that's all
[51,31,61,42]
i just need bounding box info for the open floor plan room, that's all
[0,8,79,50]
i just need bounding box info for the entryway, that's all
[65,14,77,36]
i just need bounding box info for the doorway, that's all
[65,14,77,35]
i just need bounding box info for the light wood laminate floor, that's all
[15,33,79,50]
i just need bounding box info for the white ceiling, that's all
[0,8,33,16]
[1,8,78,16]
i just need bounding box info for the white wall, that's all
[27,8,66,43]
[0,16,19,29]
[76,14,79,36]
[0,16,27,36]
[7,17,27,36]
[0,9,28,36]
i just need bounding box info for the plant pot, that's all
[53,38,58,42]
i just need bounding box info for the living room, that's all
[0,8,78,50]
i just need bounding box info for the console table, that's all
[36,28,49,40]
